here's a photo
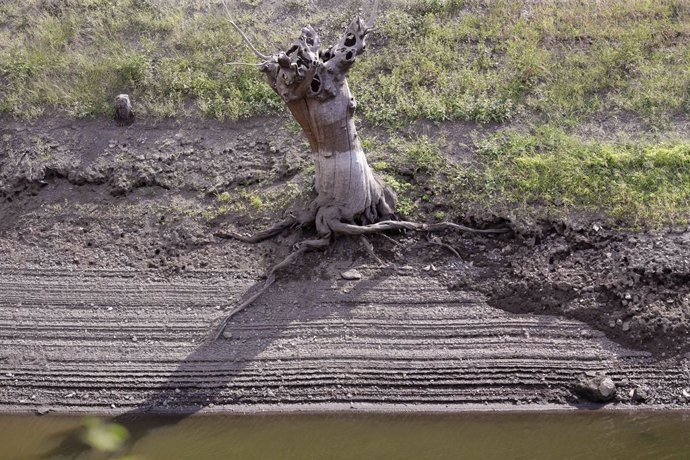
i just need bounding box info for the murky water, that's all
[2,411,689,459]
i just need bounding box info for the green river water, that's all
[1,411,689,459]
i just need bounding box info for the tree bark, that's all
[258,17,396,237]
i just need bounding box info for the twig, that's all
[426,236,461,258]
[366,0,380,30]
[221,0,270,60]
[359,235,384,265]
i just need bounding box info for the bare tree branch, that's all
[366,0,380,31]
[221,0,270,61]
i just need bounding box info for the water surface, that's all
[2,411,689,459]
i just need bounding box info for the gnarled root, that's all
[211,236,330,341]
[214,216,298,243]
[327,220,510,236]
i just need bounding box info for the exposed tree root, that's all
[211,216,509,341]
[213,216,297,243]
[425,235,461,258]
[328,219,510,236]
[359,235,384,265]
[211,236,330,341]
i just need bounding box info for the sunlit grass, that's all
[1,0,689,226]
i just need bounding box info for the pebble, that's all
[630,387,649,402]
[341,270,362,281]
[222,330,233,339]
[682,389,690,400]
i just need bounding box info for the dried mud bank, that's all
[0,117,689,413]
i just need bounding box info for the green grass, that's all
[371,129,690,227]
[1,0,688,124]
[2,0,690,226]
[473,128,690,225]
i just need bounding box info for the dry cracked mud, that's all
[1,116,689,414]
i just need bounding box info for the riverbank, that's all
[0,264,688,416]
[1,115,689,415]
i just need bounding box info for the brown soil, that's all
[1,116,689,415]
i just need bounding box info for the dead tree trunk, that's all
[259,16,396,237]
[212,3,509,337]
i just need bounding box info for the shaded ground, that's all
[0,116,689,413]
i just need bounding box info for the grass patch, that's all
[368,129,690,227]
[472,128,690,225]
[1,0,688,126]
[2,0,689,226]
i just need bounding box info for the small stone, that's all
[423,265,431,271]
[222,330,233,339]
[66,392,75,398]
[36,407,52,416]
[622,321,631,332]
[175,388,181,394]
[341,270,362,281]
[682,388,690,400]
[132,336,138,342]
[631,387,649,402]
[111,403,116,409]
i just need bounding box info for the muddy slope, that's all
[0,116,689,412]
[1,265,689,414]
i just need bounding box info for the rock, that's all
[114,94,135,126]
[575,373,616,403]
[341,269,362,281]
[682,388,690,400]
[631,387,649,402]
[222,330,233,339]
[36,407,52,416]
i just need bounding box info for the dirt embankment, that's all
[0,116,689,413]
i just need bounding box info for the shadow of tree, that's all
[42,244,390,459]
